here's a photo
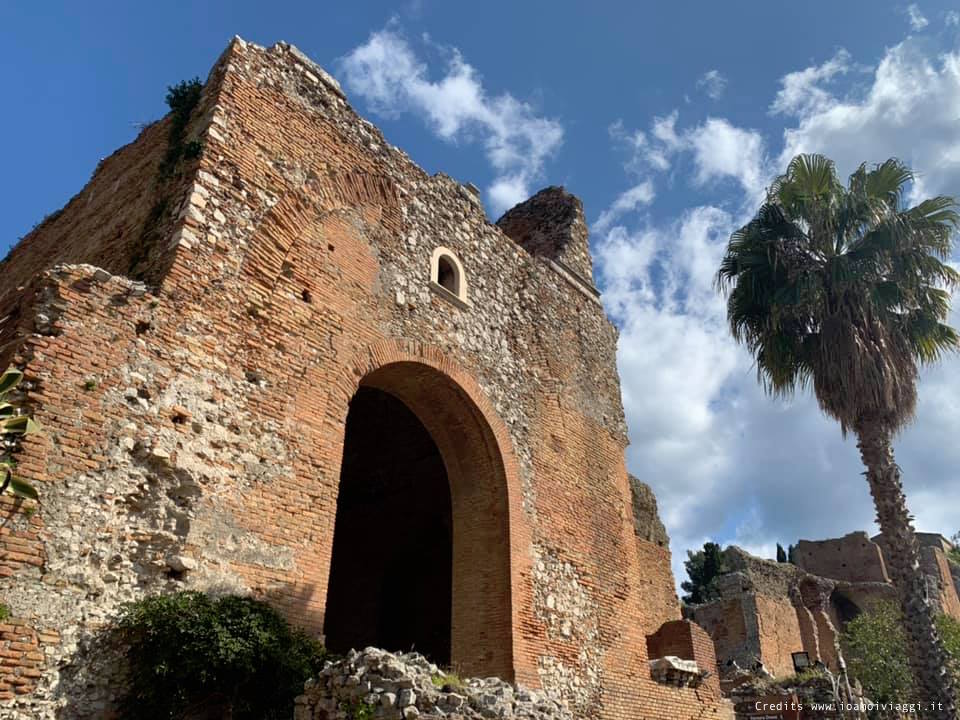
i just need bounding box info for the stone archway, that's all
[322,349,524,680]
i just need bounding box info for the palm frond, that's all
[718,153,959,432]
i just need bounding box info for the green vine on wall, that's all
[130,77,204,280]
[159,77,204,177]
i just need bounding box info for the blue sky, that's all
[3,2,960,584]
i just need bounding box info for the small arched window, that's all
[437,256,458,294]
[430,247,469,308]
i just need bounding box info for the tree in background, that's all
[842,601,960,706]
[776,543,787,563]
[718,154,959,716]
[842,601,912,705]
[681,542,728,604]
[950,532,960,565]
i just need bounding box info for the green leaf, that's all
[2,416,39,434]
[0,368,23,396]
[7,476,37,500]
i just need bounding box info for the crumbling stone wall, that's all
[688,541,946,686]
[0,37,729,720]
[688,549,844,679]
[794,532,889,584]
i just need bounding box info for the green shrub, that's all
[937,613,960,679]
[159,78,203,176]
[0,603,10,621]
[841,601,960,705]
[841,601,913,704]
[117,591,326,720]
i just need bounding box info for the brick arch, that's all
[325,339,533,682]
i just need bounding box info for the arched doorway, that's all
[322,361,514,679]
[324,387,453,662]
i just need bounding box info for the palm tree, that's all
[716,154,959,717]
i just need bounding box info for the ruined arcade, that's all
[0,39,728,719]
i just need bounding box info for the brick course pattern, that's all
[0,38,729,720]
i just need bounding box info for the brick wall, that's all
[0,38,729,720]
[0,617,58,701]
[636,539,682,636]
[925,547,960,620]
[754,595,805,678]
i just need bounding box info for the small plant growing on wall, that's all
[0,367,40,500]
[117,591,327,720]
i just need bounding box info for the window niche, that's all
[429,247,470,308]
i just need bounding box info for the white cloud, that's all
[777,38,960,203]
[339,27,563,216]
[907,3,929,31]
[687,118,768,200]
[697,69,728,100]
[770,49,852,117]
[609,112,769,201]
[593,182,655,233]
[947,10,960,27]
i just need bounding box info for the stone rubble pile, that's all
[294,647,573,720]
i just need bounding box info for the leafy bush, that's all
[841,601,913,704]
[117,591,326,720]
[841,601,960,705]
[937,613,960,679]
[159,78,203,175]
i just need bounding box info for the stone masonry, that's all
[688,534,960,684]
[295,647,574,720]
[0,38,731,719]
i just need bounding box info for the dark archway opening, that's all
[830,590,862,625]
[323,387,452,664]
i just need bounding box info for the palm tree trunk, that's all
[855,416,958,719]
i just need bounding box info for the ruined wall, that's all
[924,547,960,619]
[628,476,681,636]
[794,532,889,584]
[688,598,752,672]
[0,118,194,292]
[688,549,851,679]
[754,596,805,679]
[0,38,728,720]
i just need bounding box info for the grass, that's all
[431,671,465,691]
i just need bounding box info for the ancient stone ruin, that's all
[295,647,573,719]
[686,532,960,685]
[0,38,732,719]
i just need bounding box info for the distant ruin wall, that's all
[794,532,889,584]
